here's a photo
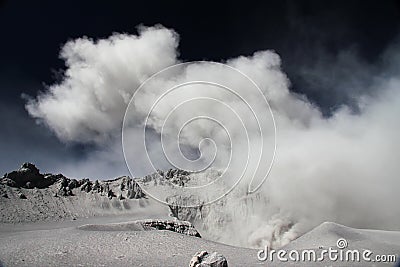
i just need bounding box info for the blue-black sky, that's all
[1,0,400,175]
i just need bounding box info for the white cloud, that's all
[25,25,400,249]
[26,25,179,143]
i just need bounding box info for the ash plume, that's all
[25,25,400,248]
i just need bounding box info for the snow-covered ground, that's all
[0,218,399,266]
[0,165,399,266]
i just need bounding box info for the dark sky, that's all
[1,0,400,174]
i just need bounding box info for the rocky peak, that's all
[0,163,146,201]
[1,162,56,188]
[19,162,40,174]
[140,168,191,187]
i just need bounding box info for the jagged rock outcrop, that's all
[78,219,201,238]
[167,195,203,223]
[135,219,201,237]
[1,163,58,189]
[1,178,17,187]
[140,169,191,187]
[0,163,146,200]
[164,169,190,186]
[107,189,116,199]
[68,178,79,190]
[18,193,27,199]
[92,180,100,192]
[126,178,145,199]
[189,251,228,267]
[1,164,220,225]
[80,179,92,193]
[0,163,156,223]
[57,177,73,196]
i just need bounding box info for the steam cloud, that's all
[26,25,400,248]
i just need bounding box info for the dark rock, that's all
[1,178,17,187]
[137,219,201,238]
[99,184,105,194]
[92,180,100,192]
[18,193,27,199]
[59,177,69,188]
[68,179,78,190]
[126,179,145,199]
[57,177,74,196]
[189,251,228,267]
[1,163,58,189]
[58,186,73,196]
[2,193,8,198]
[0,164,148,202]
[21,162,37,170]
[76,179,85,187]
[4,163,42,186]
[165,169,190,186]
[80,181,92,193]
[107,189,116,199]
[44,173,65,180]
[140,169,190,187]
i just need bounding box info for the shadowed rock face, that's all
[0,163,203,225]
[126,178,145,199]
[2,163,58,189]
[167,195,202,223]
[140,169,191,187]
[137,169,201,221]
[1,163,145,200]
[0,163,151,223]
[78,219,202,238]
[137,219,201,238]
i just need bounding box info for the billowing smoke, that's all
[27,25,179,144]
[25,25,400,248]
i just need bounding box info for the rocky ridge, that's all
[1,162,145,200]
[139,168,191,187]
[0,163,148,223]
[0,163,201,227]
[78,219,201,238]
